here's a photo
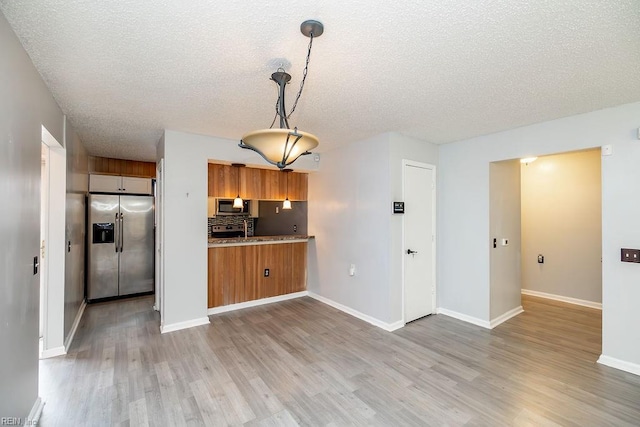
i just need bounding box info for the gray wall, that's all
[64,122,88,339]
[521,149,602,303]
[438,101,640,370]
[308,132,438,325]
[308,133,393,322]
[489,160,522,320]
[0,10,65,418]
[254,201,308,236]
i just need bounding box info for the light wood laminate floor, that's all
[38,295,640,426]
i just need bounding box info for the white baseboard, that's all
[207,291,308,315]
[436,308,491,329]
[28,397,45,424]
[598,355,640,376]
[160,317,210,334]
[521,289,602,310]
[307,292,404,332]
[41,346,66,359]
[490,306,524,329]
[64,300,87,352]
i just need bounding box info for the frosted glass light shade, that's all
[240,128,319,169]
[233,195,243,208]
[282,198,292,210]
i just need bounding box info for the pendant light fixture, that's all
[232,163,245,208]
[282,169,293,210]
[239,20,324,169]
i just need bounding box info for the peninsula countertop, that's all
[208,235,314,247]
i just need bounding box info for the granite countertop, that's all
[208,235,314,247]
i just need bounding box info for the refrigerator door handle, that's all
[120,214,124,252]
[115,213,119,252]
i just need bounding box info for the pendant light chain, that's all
[286,33,314,119]
[268,33,314,128]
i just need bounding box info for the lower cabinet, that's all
[208,242,307,308]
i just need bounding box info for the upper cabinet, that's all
[208,163,237,198]
[286,172,308,201]
[208,163,308,201]
[89,174,153,195]
[89,156,156,178]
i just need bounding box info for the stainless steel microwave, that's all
[215,198,252,215]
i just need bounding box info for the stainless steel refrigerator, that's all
[87,194,154,301]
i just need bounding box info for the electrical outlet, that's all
[621,248,640,263]
[537,254,544,263]
[293,224,297,233]
[264,268,270,277]
[349,264,356,276]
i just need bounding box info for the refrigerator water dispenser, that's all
[92,223,115,244]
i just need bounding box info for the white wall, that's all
[489,160,522,320]
[521,150,602,303]
[308,132,438,325]
[308,134,392,321]
[63,119,88,342]
[159,130,319,329]
[439,101,640,372]
[0,10,66,419]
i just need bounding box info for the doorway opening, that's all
[489,147,602,334]
[39,125,67,359]
[402,160,436,324]
[520,149,602,308]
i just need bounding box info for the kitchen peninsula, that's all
[207,162,312,310]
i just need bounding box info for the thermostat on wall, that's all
[393,202,405,214]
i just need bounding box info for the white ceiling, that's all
[2,1,639,161]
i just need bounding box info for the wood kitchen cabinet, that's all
[260,169,281,200]
[208,163,308,200]
[242,167,262,199]
[284,172,308,201]
[208,163,239,198]
[208,242,307,308]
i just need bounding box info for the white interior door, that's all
[403,162,436,323]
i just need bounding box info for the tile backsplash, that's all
[208,216,254,238]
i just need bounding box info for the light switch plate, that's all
[621,248,640,263]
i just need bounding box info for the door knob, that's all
[406,249,418,255]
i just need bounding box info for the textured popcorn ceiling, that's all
[1,1,639,161]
